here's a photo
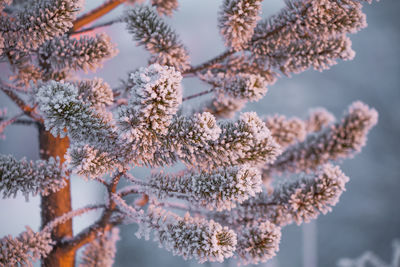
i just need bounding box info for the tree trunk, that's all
[39,126,75,267]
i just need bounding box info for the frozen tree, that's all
[0,0,378,266]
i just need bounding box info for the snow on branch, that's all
[143,165,262,211]
[305,107,336,133]
[269,101,378,174]
[265,115,307,149]
[0,226,53,267]
[38,34,117,73]
[136,204,237,263]
[0,0,83,53]
[119,64,182,139]
[34,81,116,145]
[76,78,114,110]
[189,112,281,169]
[206,72,269,102]
[236,221,281,265]
[124,5,190,71]
[222,164,349,227]
[251,0,369,55]
[79,228,120,267]
[0,155,66,199]
[151,0,178,17]
[218,0,262,51]
[34,81,120,177]
[264,107,335,149]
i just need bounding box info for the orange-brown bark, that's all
[72,0,127,31]
[39,127,74,267]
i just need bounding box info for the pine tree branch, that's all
[182,88,215,101]
[61,172,124,252]
[0,79,38,120]
[183,50,234,76]
[70,18,123,35]
[72,0,128,31]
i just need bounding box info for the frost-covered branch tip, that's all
[79,228,120,267]
[124,5,190,71]
[0,227,53,267]
[135,204,237,263]
[38,34,117,73]
[76,78,114,109]
[251,0,370,55]
[219,0,262,50]
[264,107,335,149]
[144,165,262,211]
[236,221,281,265]
[151,0,178,16]
[189,112,281,169]
[0,155,66,199]
[225,164,349,227]
[206,72,269,102]
[0,0,83,53]
[35,81,116,145]
[270,101,378,174]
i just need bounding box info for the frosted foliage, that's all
[77,78,114,109]
[0,155,66,199]
[187,112,281,169]
[119,64,182,139]
[224,164,349,227]
[271,101,378,174]
[151,0,178,16]
[236,222,281,265]
[0,227,53,267]
[0,0,379,265]
[136,205,237,263]
[219,0,262,50]
[38,34,117,73]
[35,81,116,145]
[251,0,368,55]
[265,115,307,148]
[210,72,269,102]
[80,228,120,267]
[167,112,221,160]
[306,107,335,132]
[0,0,83,52]
[146,165,262,211]
[66,144,121,178]
[204,93,247,119]
[269,164,349,225]
[125,6,189,71]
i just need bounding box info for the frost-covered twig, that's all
[0,155,66,199]
[125,6,190,71]
[219,0,262,51]
[0,227,53,267]
[220,164,349,227]
[143,165,262,211]
[268,101,378,175]
[79,227,120,267]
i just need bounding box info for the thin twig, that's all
[183,50,235,76]
[70,18,124,35]
[43,204,105,233]
[61,172,125,251]
[72,0,128,31]
[182,88,215,101]
[0,79,39,120]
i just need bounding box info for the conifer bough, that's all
[0,0,378,266]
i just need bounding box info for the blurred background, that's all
[1,0,399,266]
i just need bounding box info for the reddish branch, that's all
[72,0,128,31]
